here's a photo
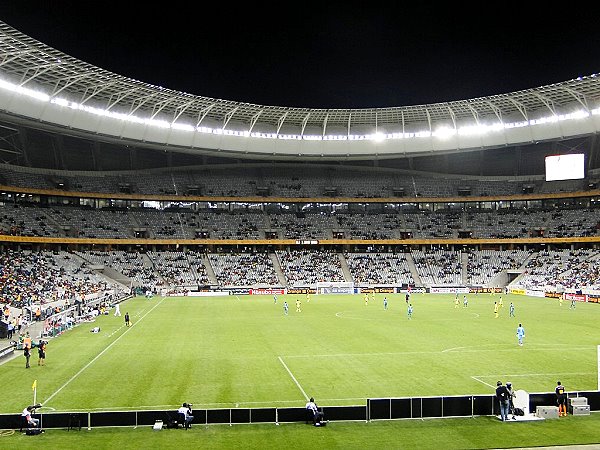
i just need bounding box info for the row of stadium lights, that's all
[1,78,599,142]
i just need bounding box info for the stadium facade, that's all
[0,20,599,296]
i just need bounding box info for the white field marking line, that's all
[278,356,309,401]
[53,397,371,412]
[471,377,495,388]
[472,371,595,378]
[442,344,593,353]
[471,372,595,389]
[43,297,166,406]
[283,345,594,359]
[107,324,125,338]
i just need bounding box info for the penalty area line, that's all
[278,356,309,401]
[43,297,166,407]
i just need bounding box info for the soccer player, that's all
[273,294,277,304]
[559,295,563,307]
[454,297,460,309]
[364,292,369,306]
[283,301,288,315]
[306,292,310,303]
[516,323,525,346]
[570,298,576,309]
[125,312,131,327]
[509,302,515,317]
[499,296,503,308]
[383,297,388,310]
[463,295,468,307]
[114,302,121,316]
[555,381,567,416]
[407,303,413,319]
[494,301,499,318]
[405,292,410,304]
[296,299,301,313]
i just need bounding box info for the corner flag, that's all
[32,380,37,391]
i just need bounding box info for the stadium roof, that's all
[0,21,599,161]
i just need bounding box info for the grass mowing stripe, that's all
[278,356,309,401]
[42,297,166,407]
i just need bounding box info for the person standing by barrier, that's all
[556,381,567,416]
[496,381,510,421]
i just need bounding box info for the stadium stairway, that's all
[405,253,423,287]
[338,253,353,282]
[461,252,469,285]
[201,254,218,285]
[269,253,287,286]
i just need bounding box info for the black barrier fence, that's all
[1,391,597,430]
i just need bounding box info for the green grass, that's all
[2,292,600,448]
[4,415,600,449]
[1,292,597,414]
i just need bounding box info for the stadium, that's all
[0,15,600,449]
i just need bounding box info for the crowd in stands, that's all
[514,249,600,290]
[0,249,115,309]
[1,163,591,199]
[2,203,599,241]
[1,249,599,308]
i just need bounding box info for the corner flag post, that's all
[32,379,37,405]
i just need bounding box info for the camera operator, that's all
[21,404,40,428]
[306,397,326,426]
[177,403,194,428]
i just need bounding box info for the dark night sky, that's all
[1,3,599,109]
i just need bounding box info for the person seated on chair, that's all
[177,403,194,428]
[305,397,325,426]
[21,405,40,428]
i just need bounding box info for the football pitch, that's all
[1,292,598,415]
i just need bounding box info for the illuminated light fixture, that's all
[433,126,456,139]
[369,132,386,142]
[0,77,597,143]
[171,123,194,132]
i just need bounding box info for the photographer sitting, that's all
[305,397,326,426]
[177,403,194,429]
[21,405,40,428]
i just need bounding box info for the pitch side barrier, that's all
[508,287,600,304]
[1,391,598,430]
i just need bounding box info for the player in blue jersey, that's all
[516,323,525,346]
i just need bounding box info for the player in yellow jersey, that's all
[494,301,499,318]
[296,299,301,312]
